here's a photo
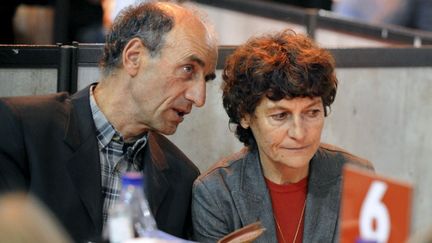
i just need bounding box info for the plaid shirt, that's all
[89,86,148,228]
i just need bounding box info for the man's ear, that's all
[240,115,251,129]
[122,38,146,77]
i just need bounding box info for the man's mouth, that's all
[173,108,189,120]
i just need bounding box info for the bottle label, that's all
[108,214,134,243]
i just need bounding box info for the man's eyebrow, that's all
[188,55,216,82]
[189,55,205,67]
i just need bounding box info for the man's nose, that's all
[185,79,206,107]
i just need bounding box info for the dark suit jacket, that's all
[0,87,200,242]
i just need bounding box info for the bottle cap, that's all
[122,172,144,186]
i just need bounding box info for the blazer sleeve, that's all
[192,176,232,243]
[0,99,29,192]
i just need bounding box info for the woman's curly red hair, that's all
[222,29,338,150]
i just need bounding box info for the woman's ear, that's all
[122,38,145,77]
[240,115,251,129]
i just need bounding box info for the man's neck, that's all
[93,77,149,140]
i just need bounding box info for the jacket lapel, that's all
[232,150,278,242]
[303,148,344,243]
[143,132,170,218]
[64,86,103,233]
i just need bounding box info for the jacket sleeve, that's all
[0,99,29,192]
[191,176,232,243]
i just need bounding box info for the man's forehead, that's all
[157,2,217,50]
[156,2,195,23]
[155,2,217,71]
[155,2,184,13]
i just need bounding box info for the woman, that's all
[192,30,374,243]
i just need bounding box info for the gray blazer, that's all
[192,144,373,243]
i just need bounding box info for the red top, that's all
[265,177,308,243]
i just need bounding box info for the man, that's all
[0,2,218,242]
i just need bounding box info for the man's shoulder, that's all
[0,92,73,122]
[148,132,200,175]
[0,92,71,113]
[318,143,374,171]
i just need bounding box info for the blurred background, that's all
[1,0,430,44]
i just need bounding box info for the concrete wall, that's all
[0,68,57,97]
[322,67,432,233]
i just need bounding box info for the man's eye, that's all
[271,112,287,121]
[183,65,194,73]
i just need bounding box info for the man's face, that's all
[129,16,217,135]
[244,96,324,171]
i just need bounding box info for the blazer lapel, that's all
[64,87,103,232]
[303,148,344,243]
[232,150,278,242]
[143,132,170,218]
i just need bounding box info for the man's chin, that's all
[158,124,178,135]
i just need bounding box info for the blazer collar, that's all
[64,85,103,233]
[64,85,94,149]
[303,146,343,243]
[143,132,170,218]
[233,149,278,242]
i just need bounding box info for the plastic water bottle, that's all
[108,172,157,243]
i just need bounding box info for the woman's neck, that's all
[262,160,309,185]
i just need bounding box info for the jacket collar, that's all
[143,132,170,217]
[64,85,103,233]
[303,146,343,243]
[234,149,278,242]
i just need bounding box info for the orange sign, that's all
[339,165,413,243]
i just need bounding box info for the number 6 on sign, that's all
[339,165,412,243]
[359,181,390,243]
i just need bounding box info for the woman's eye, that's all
[271,112,287,121]
[306,109,321,117]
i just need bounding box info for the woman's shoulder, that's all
[195,147,250,184]
[318,143,374,171]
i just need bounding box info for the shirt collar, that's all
[89,85,148,161]
[89,85,118,149]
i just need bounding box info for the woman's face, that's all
[242,96,325,172]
